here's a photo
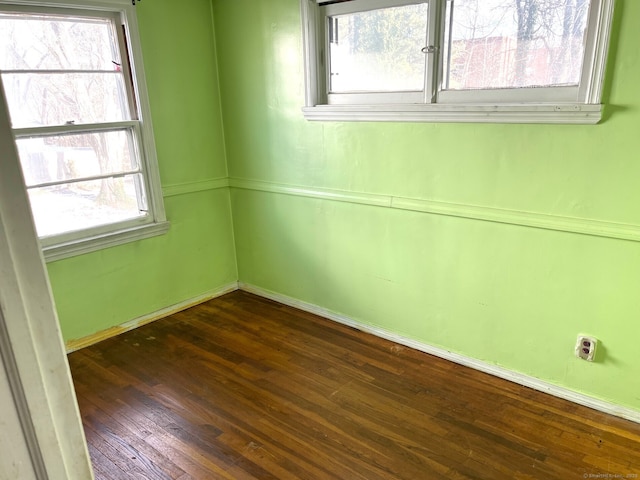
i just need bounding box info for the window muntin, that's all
[0,2,166,256]
[302,0,614,123]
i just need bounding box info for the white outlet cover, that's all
[575,335,598,362]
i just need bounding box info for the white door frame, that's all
[0,78,94,478]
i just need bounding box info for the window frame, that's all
[300,0,615,124]
[0,0,168,262]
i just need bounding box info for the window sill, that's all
[302,103,603,124]
[42,221,170,263]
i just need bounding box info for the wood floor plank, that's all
[78,394,188,479]
[68,291,640,479]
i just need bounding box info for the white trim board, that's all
[239,282,640,424]
[229,178,640,243]
[65,282,238,353]
[0,73,94,479]
[44,221,170,263]
[302,104,603,125]
[163,178,230,198]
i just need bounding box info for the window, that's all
[300,0,615,123]
[0,0,167,261]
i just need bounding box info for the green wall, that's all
[213,0,640,410]
[48,0,237,342]
[48,0,640,412]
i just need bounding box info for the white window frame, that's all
[300,0,615,124]
[0,0,168,262]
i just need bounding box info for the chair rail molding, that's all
[229,178,640,243]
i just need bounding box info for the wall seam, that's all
[208,0,239,281]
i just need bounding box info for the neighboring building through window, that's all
[0,0,167,261]
[301,0,615,123]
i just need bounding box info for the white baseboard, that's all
[239,282,640,424]
[66,279,640,424]
[65,282,238,353]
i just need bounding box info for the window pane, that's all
[3,73,129,127]
[16,130,139,187]
[443,0,589,91]
[27,175,146,238]
[0,14,119,70]
[329,4,428,93]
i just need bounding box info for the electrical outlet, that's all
[575,335,597,362]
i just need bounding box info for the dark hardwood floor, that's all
[68,291,640,479]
